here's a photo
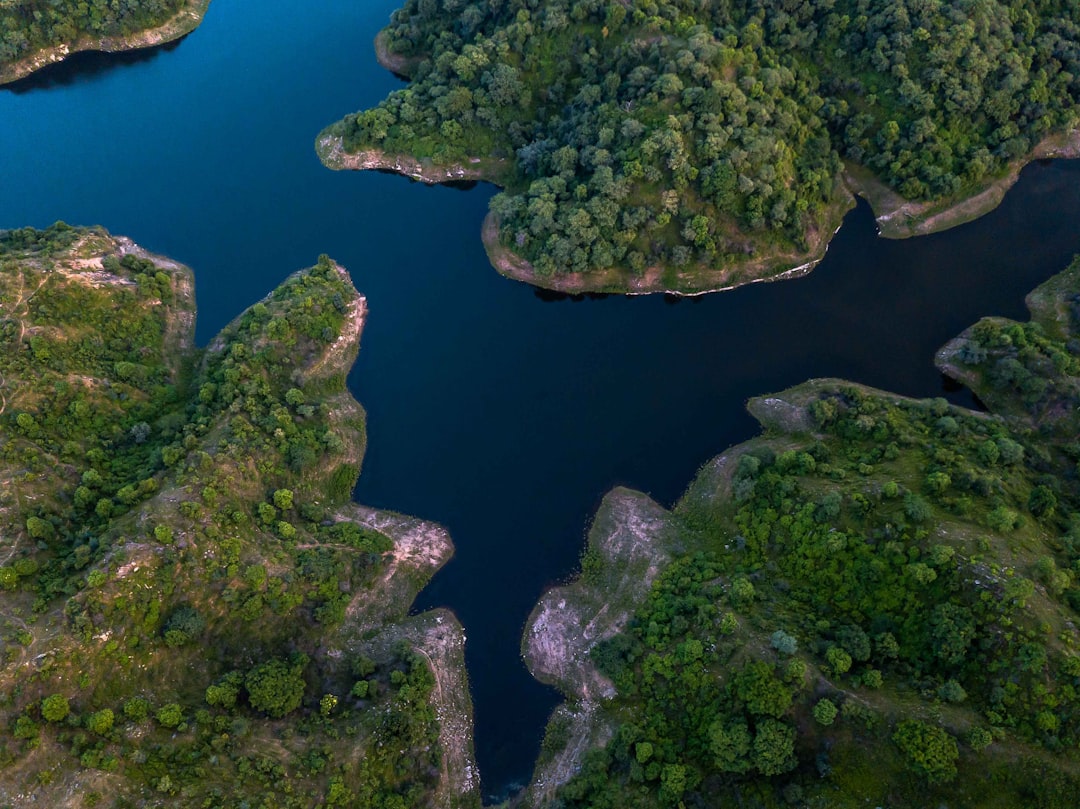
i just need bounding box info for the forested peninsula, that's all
[518,256,1080,807]
[0,0,210,85]
[319,0,1080,293]
[0,224,480,809]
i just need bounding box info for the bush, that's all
[904,494,932,523]
[245,656,307,718]
[770,630,798,656]
[156,703,184,728]
[937,680,967,703]
[41,694,70,722]
[734,662,793,718]
[730,577,755,605]
[86,709,114,735]
[319,694,338,717]
[893,720,959,784]
[163,606,205,647]
[813,698,838,726]
[987,506,1021,532]
[752,719,797,776]
[968,726,993,751]
[206,672,243,710]
[123,697,149,721]
[825,646,852,675]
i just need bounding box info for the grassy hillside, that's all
[0,224,479,809]
[520,257,1080,807]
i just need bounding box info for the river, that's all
[3,0,1080,799]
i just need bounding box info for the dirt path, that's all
[0,268,50,415]
[409,615,479,809]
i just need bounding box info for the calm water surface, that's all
[3,0,1080,798]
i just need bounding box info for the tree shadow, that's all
[3,37,186,95]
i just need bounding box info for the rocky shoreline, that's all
[0,0,211,86]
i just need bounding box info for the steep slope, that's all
[0,224,480,809]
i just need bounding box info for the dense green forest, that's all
[0,225,476,808]
[0,0,202,74]
[322,0,1080,288]
[522,256,1080,808]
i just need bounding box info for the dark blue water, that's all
[3,0,1080,798]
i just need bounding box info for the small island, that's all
[0,0,211,85]
[518,256,1080,806]
[0,224,479,808]
[319,0,1080,294]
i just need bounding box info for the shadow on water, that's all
[940,373,988,411]
[532,288,613,302]
[369,171,479,192]
[2,37,185,94]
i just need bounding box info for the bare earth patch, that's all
[520,488,673,805]
[398,611,481,809]
[303,262,367,382]
[316,134,507,184]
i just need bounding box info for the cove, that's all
[3,0,1080,800]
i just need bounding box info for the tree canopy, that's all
[327,0,1080,285]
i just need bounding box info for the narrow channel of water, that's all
[3,0,1080,797]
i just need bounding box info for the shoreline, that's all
[0,0,211,86]
[333,504,481,809]
[518,488,675,807]
[481,203,850,296]
[310,274,480,809]
[844,126,1080,239]
[374,29,422,79]
[316,132,509,185]
[330,25,1080,296]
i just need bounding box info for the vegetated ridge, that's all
[318,0,1080,293]
[516,255,1080,807]
[0,224,480,809]
[0,0,211,85]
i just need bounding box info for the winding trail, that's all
[0,270,48,416]
[412,641,452,797]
